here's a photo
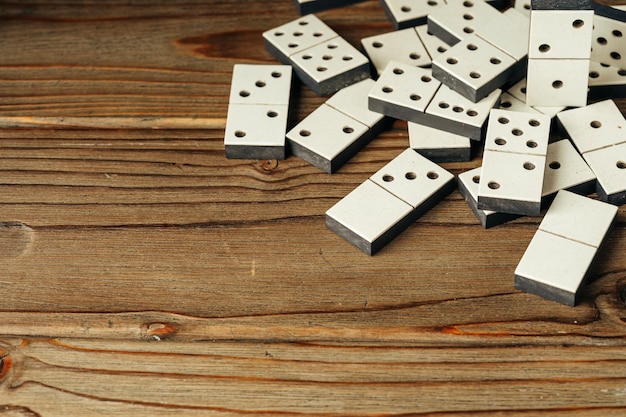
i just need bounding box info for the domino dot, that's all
[498,117,509,124]
[299,20,308,26]
[453,106,464,113]
[572,19,585,29]
[512,128,523,136]
[463,27,474,34]
[271,71,282,78]
[401,6,411,12]
[322,55,333,60]
[317,66,328,72]
[463,14,473,20]
[382,86,394,93]
[383,174,394,182]
[313,32,323,37]
[410,94,421,101]
[342,55,353,61]
[393,68,404,75]
[590,120,602,128]
[267,110,278,118]
[597,37,608,45]
[427,171,439,179]
[288,42,298,48]
[239,90,250,97]
[409,53,421,60]
[428,0,438,5]
[421,75,432,82]
[619,70,626,76]
[303,54,312,60]
[234,130,246,138]
[490,58,501,65]
[500,100,512,108]
[299,129,311,137]
[590,71,600,78]
[470,71,481,79]
[466,109,478,117]
[255,80,266,87]
[523,162,535,170]
[495,138,506,145]
[549,161,561,169]
[437,46,447,53]
[472,175,480,184]
[463,1,473,7]
[529,119,540,127]
[439,101,449,109]
[293,31,303,37]
[520,87,527,94]
[526,140,538,148]
[447,58,458,65]
[373,41,383,48]
[327,44,338,49]
[343,126,354,134]
[552,80,563,89]
[611,52,622,60]
[617,161,626,169]
[467,44,478,51]
[405,172,417,180]
[538,44,550,53]
[613,30,623,38]
[488,181,500,189]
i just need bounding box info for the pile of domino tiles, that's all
[223,0,626,306]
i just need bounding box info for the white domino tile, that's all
[369,148,455,208]
[591,14,626,68]
[514,190,618,306]
[408,121,472,162]
[588,61,626,101]
[361,28,431,76]
[381,0,447,29]
[415,24,450,60]
[556,99,626,154]
[528,10,594,59]
[326,78,386,129]
[368,61,441,122]
[483,109,551,156]
[432,34,517,102]
[525,58,590,107]
[224,103,289,159]
[583,142,626,205]
[326,148,454,255]
[458,167,520,228]
[228,64,292,105]
[262,14,339,62]
[542,139,596,202]
[427,0,504,46]
[424,84,501,140]
[476,7,530,62]
[290,37,370,96]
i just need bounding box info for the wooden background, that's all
[1,0,625,415]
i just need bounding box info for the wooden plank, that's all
[1,0,626,415]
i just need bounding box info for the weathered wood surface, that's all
[0,0,625,415]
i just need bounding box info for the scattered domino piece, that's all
[381,0,447,30]
[541,139,597,205]
[587,61,626,101]
[287,79,388,173]
[415,24,450,60]
[264,14,370,96]
[423,84,501,140]
[368,61,441,124]
[361,28,431,76]
[224,64,293,160]
[293,0,366,14]
[408,121,472,162]
[458,167,520,228]
[427,0,504,46]
[432,33,517,102]
[477,109,551,215]
[514,189,618,306]
[591,14,626,69]
[525,4,594,107]
[326,148,454,255]
[583,142,626,205]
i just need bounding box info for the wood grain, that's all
[0,0,625,415]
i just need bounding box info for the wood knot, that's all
[0,222,34,260]
[617,277,626,306]
[0,405,42,416]
[142,323,177,341]
[260,159,279,171]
